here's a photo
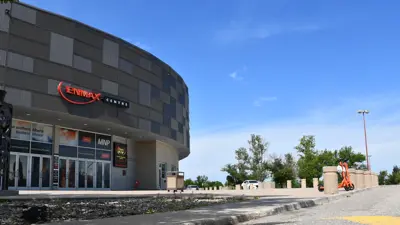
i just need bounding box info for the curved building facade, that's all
[0,2,190,190]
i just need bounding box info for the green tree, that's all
[335,146,366,167]
[387,165,400,185]
[269,153,296,188]
[296,135,320,187]
[222,134,270,183]
[184,178,195,187]
[378,170,388,185]
[195,175,209,188]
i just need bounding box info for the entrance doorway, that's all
[29,154,51,190]
[77,160,95,189]
[59,157,110,189]
[95,161,111,189]
[8,153,51,190]
[8,153,29,190]
[158,163,167,190]
[58,157,77,189]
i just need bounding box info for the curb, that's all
[182,186,379,225]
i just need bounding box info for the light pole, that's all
[357,110,370,171]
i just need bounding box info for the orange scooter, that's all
[318,162,355,192]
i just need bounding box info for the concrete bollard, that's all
[235,184,241,190]
[323,166,338,195]
[313,178,319,189]
[348,168,356,188]
[355,170,364,189]
[271,182,276,189]
[301,179,307,188]
[287,180,292,189]
[364,170,371,188]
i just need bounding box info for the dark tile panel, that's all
[92,61,139,90]
[74,40,102,62]
[10,19,50,45]
[73,23,103,49]
[36,11,75,37]
[126,102,151,119]
[8,34,49,60]
[132,65,162,89]
[31,92,68,112]
[116,112,138,128]
[0,67,5,83]
[5,69,48,94]
[120,45,140,65]
[70,69,102,91]
[118,73,140,90]
[118,84,138,103]
[34,59,73,82]
[0,32,8,50]
[151,98,163,112]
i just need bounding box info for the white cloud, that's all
[180,93,400,183]
[229,66,247,80]
[253,97,278,107]
[214,20,320,43]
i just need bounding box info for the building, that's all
[0,2,190,190]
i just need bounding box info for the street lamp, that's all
[357,110,370,171]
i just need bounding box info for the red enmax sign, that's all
[57,82,102,105]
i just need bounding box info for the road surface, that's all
[242,185,400,225]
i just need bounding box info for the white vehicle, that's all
[241,180,259,189]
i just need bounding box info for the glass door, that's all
[95,161,111,189]
[29,155,52,190]
[77,160,95,189]
[158,163,167,190]
[8,153,29,190]
[58,157,77,189]
[41,156,51,189]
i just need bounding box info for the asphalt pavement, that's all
[241,185,400,225]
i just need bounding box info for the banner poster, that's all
[31,123,53,143]
[113,142,127,168]
[11,120,31,141]
[59,128,78,146]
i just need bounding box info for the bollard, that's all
[323,166,338,195]
[287,180,292,189]
[235,184,241,190]
[348,168,356,188]
[271,182,276,189]
[364,170,371,188]
[301,179,306,188]
[355,170,364,189]
[313,178,319,189]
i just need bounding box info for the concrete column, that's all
[287,180,292,189]
[372,173,377,187]
[313,178,319,188]
[355,170,364,189]
[348,168,356,188]
[323,166,338,195]
[364,170,371,188]
[301,179,307,188]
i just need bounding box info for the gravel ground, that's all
[0,196,245,225]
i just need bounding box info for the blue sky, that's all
[24,0,400,182]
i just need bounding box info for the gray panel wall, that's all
[0,2,190,153]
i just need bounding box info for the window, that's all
[58,127,111,161]
[11,119,53,155]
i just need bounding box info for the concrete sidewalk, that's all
[5,188,327,200]
[46,187,377,225]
